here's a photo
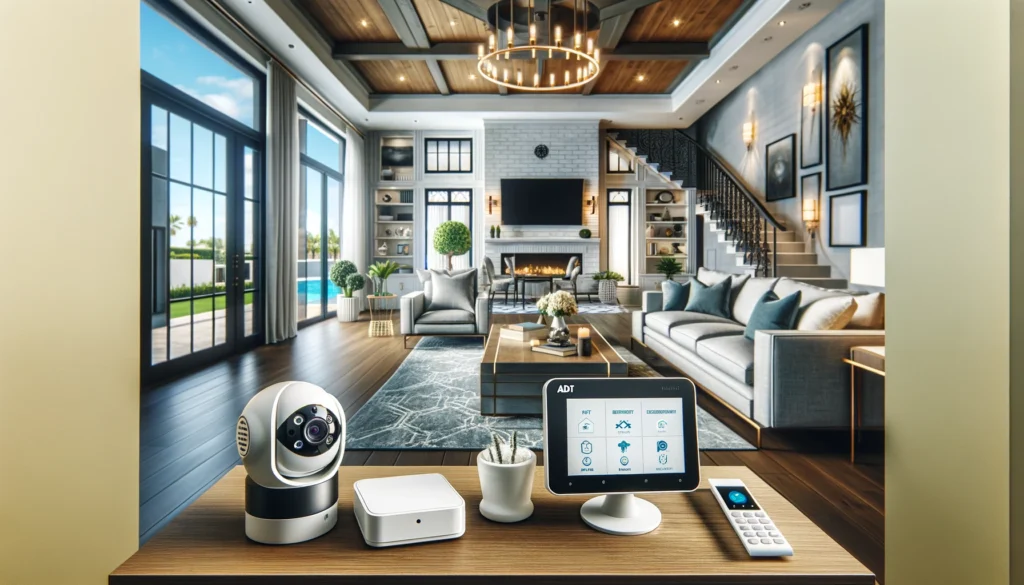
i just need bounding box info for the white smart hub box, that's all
[352,473,466,547]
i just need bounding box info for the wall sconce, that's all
[802,81,822,110]
[588,195,596,214]
[742,122,756,150]
[488,195,497,215]
[802,197,819,237]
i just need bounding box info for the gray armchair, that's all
[400,268,491,348]
[483,257,516,306]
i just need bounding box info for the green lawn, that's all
[170,292,254,319]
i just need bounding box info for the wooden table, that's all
[479,323,627,415]
[514,274,555,309]
[111,465,874,585]
[843,346,885,463]
[366,294,396,337]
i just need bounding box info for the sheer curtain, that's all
[342,130,367,301]
[426,205,448,270]
[449,207,470,271]
[265,61,299,343]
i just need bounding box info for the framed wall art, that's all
[828,190,867,247]
[825,24,869,190]
[765,134,796,202]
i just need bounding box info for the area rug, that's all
[489,300,630,315]
[345,337,755,451]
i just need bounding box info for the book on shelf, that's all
[507,322,546,332]
[531,344,578,357]
[500,326,547,342]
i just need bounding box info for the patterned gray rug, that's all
[345,337,755,451]
[490,300,630,314]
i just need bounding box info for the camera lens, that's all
[304,418,329,445]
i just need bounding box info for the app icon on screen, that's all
[656,440,668,452]
[728,490,748,505]
[581,440,593,454]
[617,440,631,453]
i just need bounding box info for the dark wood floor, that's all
[140,311,885,582]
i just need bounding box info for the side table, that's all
[843,346,885,463]
[366,294,396,337]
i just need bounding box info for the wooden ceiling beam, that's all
[334,41,708,60]
[436,0,489,23]
[583,9,633,95]
[377,0,449,94]
[598,0,663,21]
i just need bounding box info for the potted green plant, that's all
[579,228,592,239]
[490,225,496,238]
[367,260,400,296]
[432,220,472,271]
[656,257,684,283]
[592,270,624,304]
[495,225,501,238]
[478,432,535,523]
[329,260,366,322]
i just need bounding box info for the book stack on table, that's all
[531,343,578,357]
[500,322,548,342]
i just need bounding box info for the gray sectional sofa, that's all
[632,268,884,432]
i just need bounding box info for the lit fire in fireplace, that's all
[503,264,567,277]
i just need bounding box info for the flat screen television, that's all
[501,178,583,226]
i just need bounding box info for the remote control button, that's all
[755,512,765,518]
[764,526,775,532]
[747,520,760,526]
[743,512,754,517]
[747,538,759,544]
[769,531,780,537]
[731,511,741,517]
[743,531,754,537]
[736,519,747,524]
[773,538,785,545]
[760,538,772,545]
[756,531,767,537]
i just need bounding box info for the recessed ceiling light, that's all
[469,74,477,80]
[716,79,721,84]
[636,74,646,82]
[671,18,681,27]
[450,20,457,26]
[778,20,786,26]
[360,19,368,27]
[413,120,418,123]
[678,117,684,121]
[729,65,739,71]
[763,36,773,42]
[399,75,406,81]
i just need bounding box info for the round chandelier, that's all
[477,1,601,92]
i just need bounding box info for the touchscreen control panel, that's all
[566,398,686,476]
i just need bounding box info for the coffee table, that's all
[479,323,627,415]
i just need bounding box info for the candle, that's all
[530,339,542,347]
[578,327,591,339]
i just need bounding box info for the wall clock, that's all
[534,144,549,159]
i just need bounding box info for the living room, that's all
[3,1,1018,585]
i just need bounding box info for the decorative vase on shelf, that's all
[548,316,571,346]
[645,225,655,238]
[377,242,388,255]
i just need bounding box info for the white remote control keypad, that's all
[708,478,793,557]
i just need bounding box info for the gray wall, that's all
[696,0,884,284]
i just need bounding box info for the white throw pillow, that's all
[730,277,779,326]
[796,296,858,330]
[846,292,885,329]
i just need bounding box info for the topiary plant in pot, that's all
[592,270,624,304]
[432,220,472,271]
[329,260,365,322]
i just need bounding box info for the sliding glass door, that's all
[298,112,345,324]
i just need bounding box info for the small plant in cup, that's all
[478,432,536,523]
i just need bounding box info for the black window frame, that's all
[607,144,635,174]
[424,188,473,270]
[425,138,474,174]
[606,188,632,284]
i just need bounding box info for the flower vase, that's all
[548,316,570,346]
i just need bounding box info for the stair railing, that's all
[612,129,786,277]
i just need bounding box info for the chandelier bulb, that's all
[517,70,523,86]
[564,70,570,85]
[507,26,513,48]
[554,25,561,43]
[550,72,555,86]
[594,48,600,62]
[587,38,593,54]
[478,44,484,58]
[529,23,536,41]
[503,69,509,83]
[575,33,582,50]
[488,33,495,49]
[533,72,539,87]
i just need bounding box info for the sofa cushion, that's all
[846,292,885,329]
[774,277,844,308]
[644,311,735,338]
[565,256,579,278]
[685,277,732,319]
[731,277,780,325]
[796,296,858,330]
[416,309,476,324]
[697,335,755,385]
[661,280,691,311]
[669,322,745,353]
[426,270,476,312]
[744,291,801,340]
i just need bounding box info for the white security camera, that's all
[236,381,346,544]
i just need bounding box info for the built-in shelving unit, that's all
[373,189,415,267]
[643,188,688,275]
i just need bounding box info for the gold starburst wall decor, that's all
[831,81,861,156]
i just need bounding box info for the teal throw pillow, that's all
[744,291,802,340]
[661,280,690,311]
[684,277,732,319]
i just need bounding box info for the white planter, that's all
[477,449,536,523]
[336,295,360,322]
[598,280,618,304]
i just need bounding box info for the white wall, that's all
[697,0,884,283]
[0,1,140,583]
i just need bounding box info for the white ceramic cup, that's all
[477,449,536,523]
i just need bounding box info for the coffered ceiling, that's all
[296,0,750,96]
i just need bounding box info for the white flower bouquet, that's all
[536,290,579,318]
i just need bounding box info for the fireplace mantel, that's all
[484,237,600,245]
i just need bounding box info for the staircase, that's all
[607,129,846,289]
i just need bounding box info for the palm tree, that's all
[327,229,341,260]
[306,233,321,259]
[187,216,198,229]
[169,214,183,237]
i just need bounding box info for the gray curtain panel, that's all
[265,61,299,343]
[342,129,367,308]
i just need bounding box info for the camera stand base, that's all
[245,503,338,545]
[580,494,662,536]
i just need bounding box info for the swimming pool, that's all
[297,279,341,303]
